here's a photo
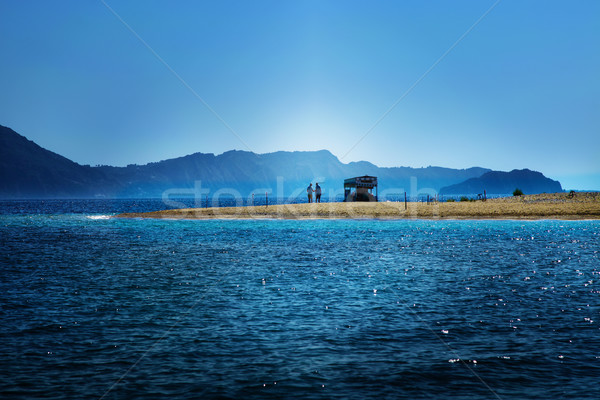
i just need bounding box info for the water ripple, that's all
[1,206,599,399]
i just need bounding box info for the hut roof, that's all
[343,175,378,188]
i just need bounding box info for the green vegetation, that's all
[446,198,456,203]
[513,188,524,196]
[460,196,470,202]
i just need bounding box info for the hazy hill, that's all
[92,149,490,198]
[439,169,563,195]
[0,124,561,199]
[0,125,110,197]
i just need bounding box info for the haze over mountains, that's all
[439,169,563,195]
[0,125,562,199]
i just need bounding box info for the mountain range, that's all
[0,124,562,199]
[439,169,563,195]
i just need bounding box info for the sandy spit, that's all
[113,192,600,221]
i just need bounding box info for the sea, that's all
[1,199,599,400]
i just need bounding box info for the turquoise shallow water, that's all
[1,200,599,399]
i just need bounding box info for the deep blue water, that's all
[1,200,599,399]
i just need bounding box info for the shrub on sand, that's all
[513,188,524,196]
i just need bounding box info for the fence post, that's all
[404,192,407,210]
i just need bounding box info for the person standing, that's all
[315,183,322,203]
[307,183,314,203]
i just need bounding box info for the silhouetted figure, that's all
[315,183,322,203]
[307,183,314,203]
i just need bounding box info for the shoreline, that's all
[114,192,600,221]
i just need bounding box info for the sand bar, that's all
[114,192,600,220]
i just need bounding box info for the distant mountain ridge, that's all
[0,124,562,198]
[440,169,563,196]
[0,125,108,197]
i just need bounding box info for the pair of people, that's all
[307,183,322,203]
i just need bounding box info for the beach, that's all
[115,192,600,220]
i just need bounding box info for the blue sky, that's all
[1,0,598,190]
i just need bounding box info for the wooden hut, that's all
[343,175,378,202]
